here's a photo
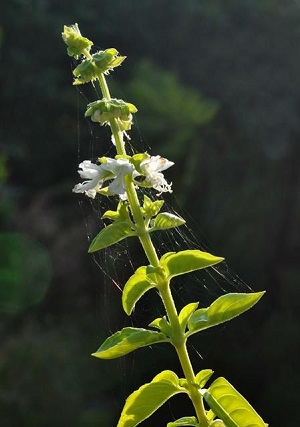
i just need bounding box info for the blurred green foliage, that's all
[0,0,299,426]
[0,233,51,314]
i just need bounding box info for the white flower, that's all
[102,158,134,200]
[73,160,106,199]
[140,155,174,193]
[73,158,134,200]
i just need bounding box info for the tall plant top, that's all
[62,24,267,427]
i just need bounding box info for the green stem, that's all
[177,345,208,426]
[97,73,111,100]
[110,119,126,157]
[159,285,209,427]
[95,70,208,426]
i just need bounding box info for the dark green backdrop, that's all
[1,1,299,426]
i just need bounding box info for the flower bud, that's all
[62,24,93,58]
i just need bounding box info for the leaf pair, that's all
[88,199,186,253]
[122,249,224,315]
[92,292,264,360]
[116,371,267,427]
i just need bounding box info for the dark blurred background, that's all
[1,0,299,426]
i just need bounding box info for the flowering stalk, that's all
[62,24,267,427]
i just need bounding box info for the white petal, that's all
[102,158,133,176]
[85,188,97,199]
[108,174,126,197]
[140,155,174,174]
[78,160,104,179]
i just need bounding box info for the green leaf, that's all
[102,209,120,221]
[102,201,131,222]
[188,292,265,335]
[160,250,224,279]
[167,416,199,426]
[92,327,168,359]
[141,195,164,218]
[117,370,184,427]
[178,302,199,332]
[149,317,172,336]
[151,213,185,230]
[207,409,216,422]
[203,377,267,427]
[195,369,214,388]
[122,266,157,315]
[88,221,135,252]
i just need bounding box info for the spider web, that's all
[72,71,255,424]
[74,79,253,318]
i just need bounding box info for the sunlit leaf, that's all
[160,250,224,279]
[203,377,267,427]
[141,195,164,218]
[167,416,199,426]
[102,201,131,222]
[117,370,184,427]
[178,302,199,332]
[92,327,168,359]
[210,421,226,426]
[149,316,172,336]
[122,266,158,315]
[88,221,135,252]
[151,212,185,231]
[194,369,214,388]
[188,292,265,335]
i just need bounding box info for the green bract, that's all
[72,49,126,84]
[85,98,137,130]
[93,48,126,73]
[73,58,98,84]
[62,23,93,58]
